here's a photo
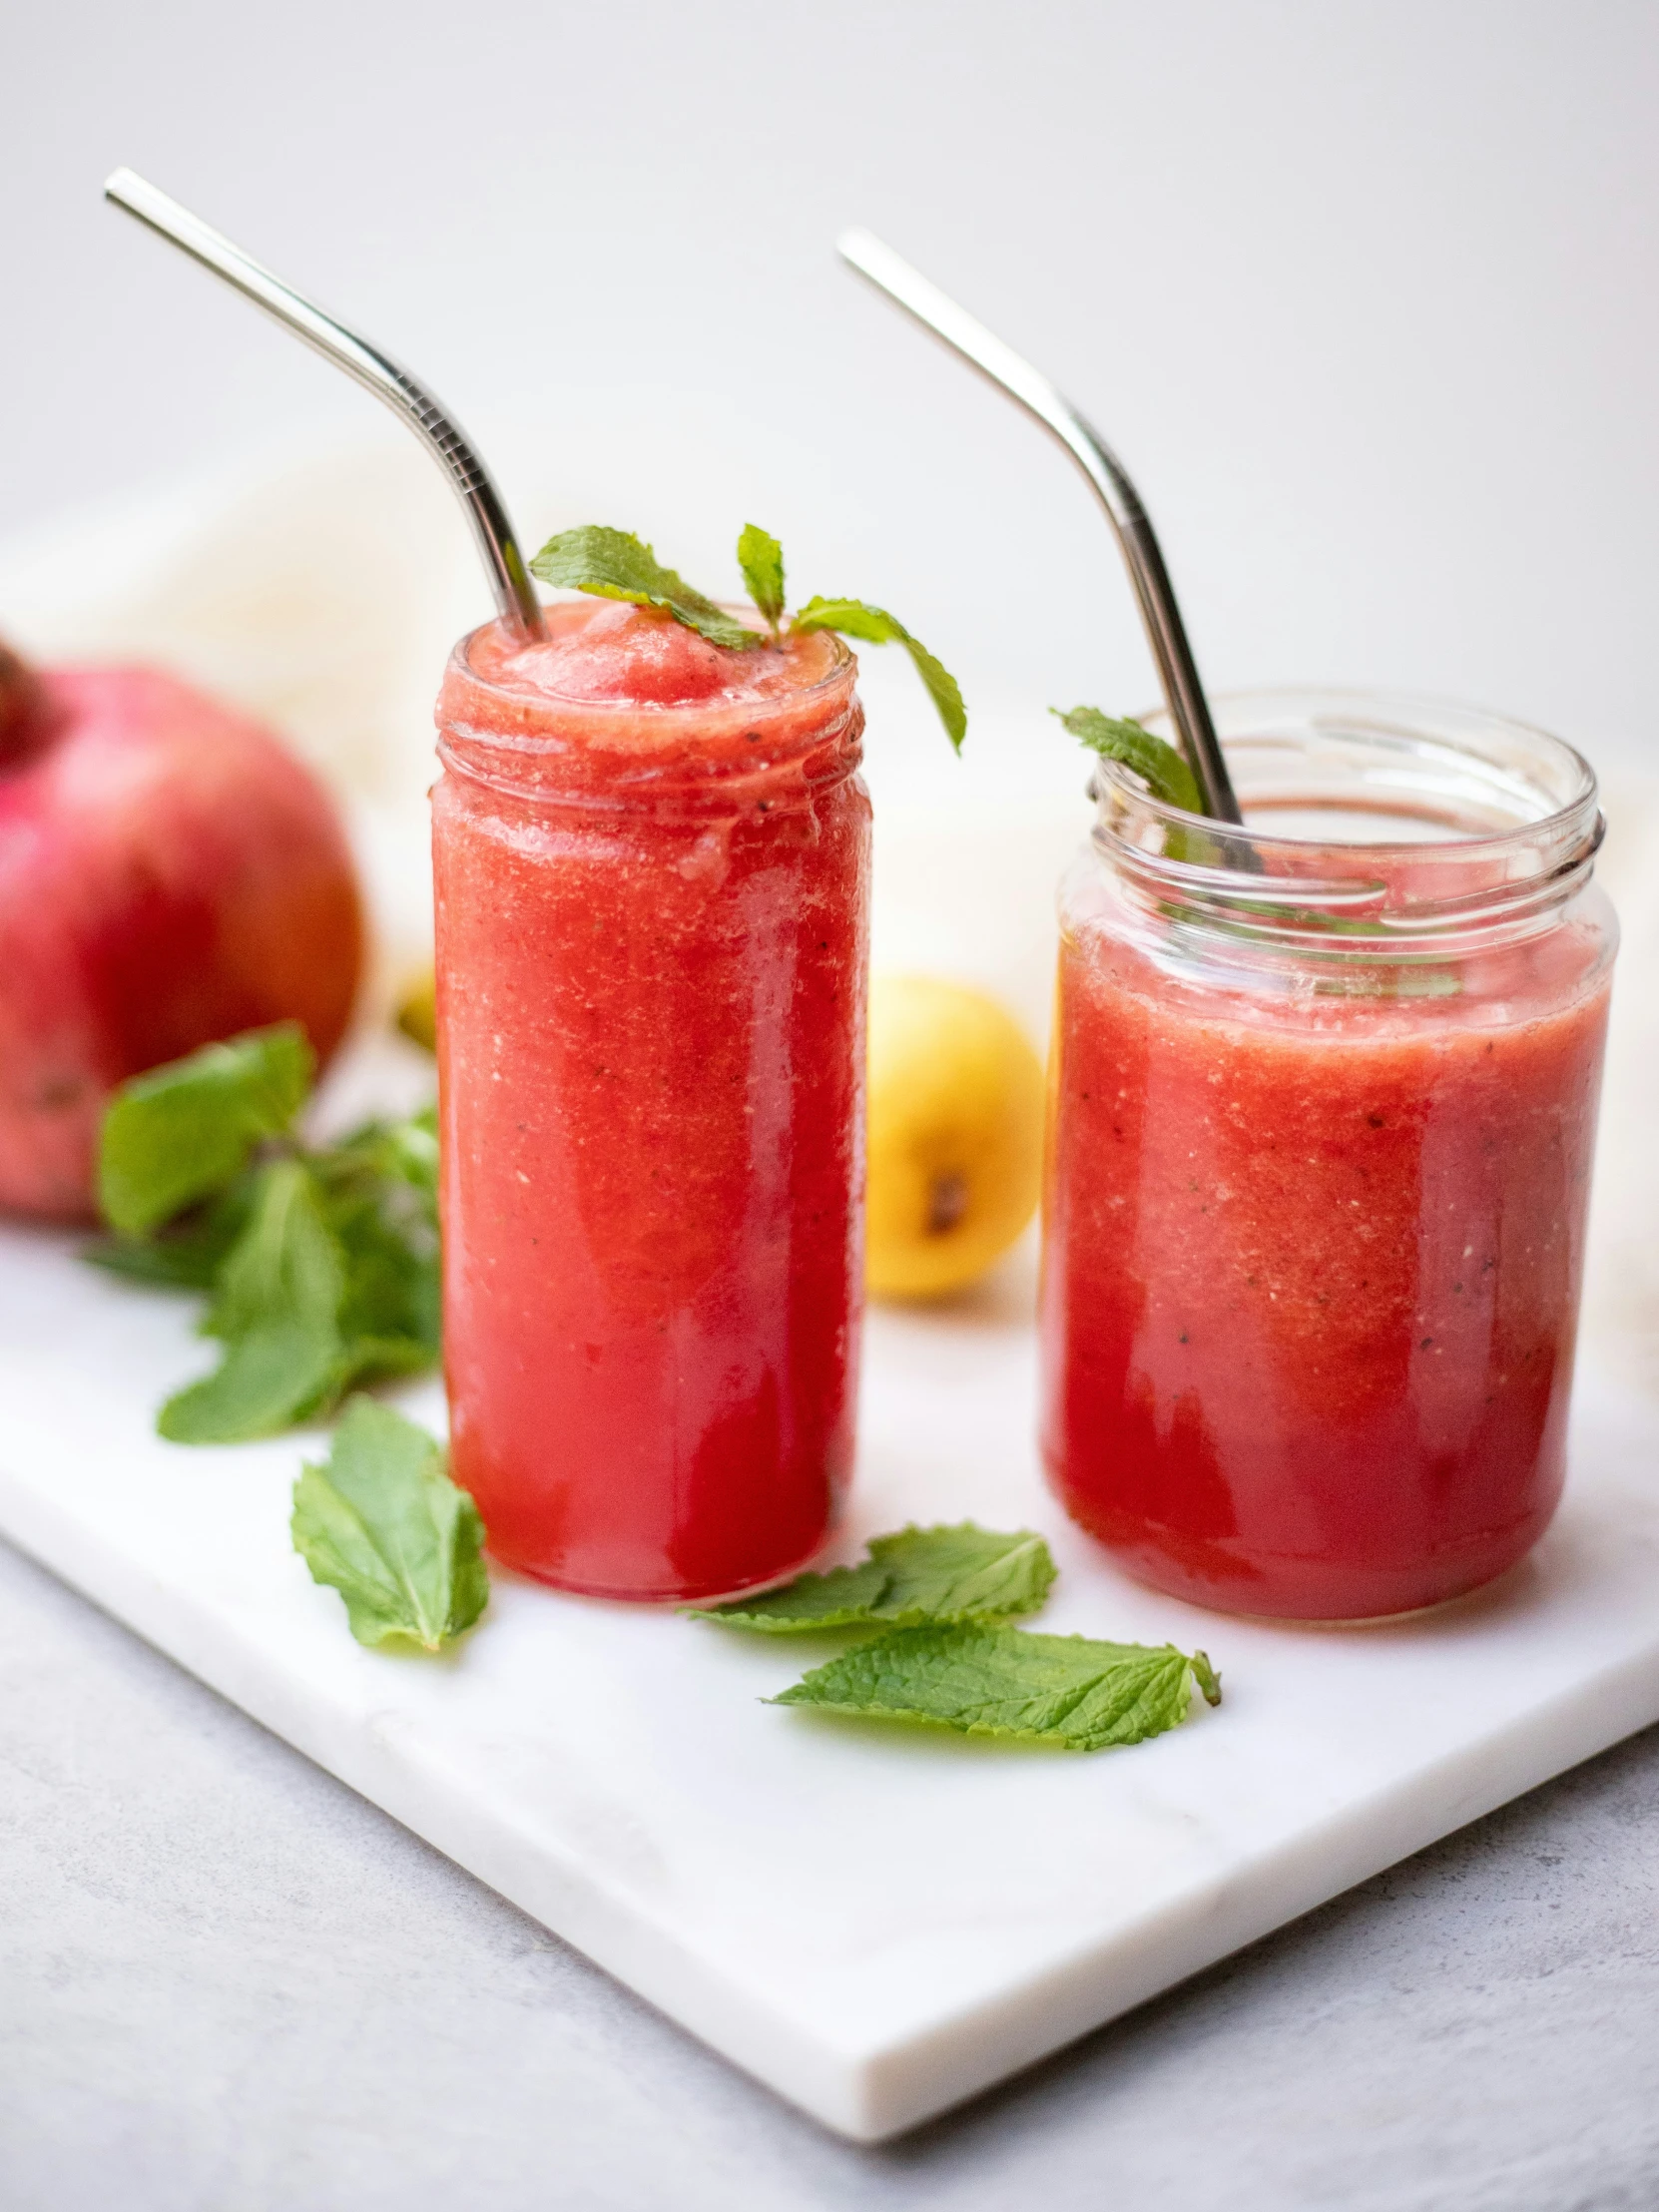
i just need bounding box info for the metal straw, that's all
[104,168,545,640]
[837,228,1241,825]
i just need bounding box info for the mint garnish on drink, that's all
[86,1023,440,1442]
[527,524,757,652]
[291,1396,488,1652]
[690,1522,1056,1631]
[1055,706,1205,815]
[736,521,787,632]
[529,521,967,751]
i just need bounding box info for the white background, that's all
[3,0,1657,765]
[7,13,1659,2203]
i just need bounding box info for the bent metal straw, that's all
[838,227,1241,826]
[105,167,544,641]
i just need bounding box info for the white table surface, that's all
[5,1521,1658,2212]
[12,1170,1659,2159]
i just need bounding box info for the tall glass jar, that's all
[433,601,869,1602]
[1039,689,1616,1622]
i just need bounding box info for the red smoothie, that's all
[1039,693,1616,1621]
[433,599,868,1601]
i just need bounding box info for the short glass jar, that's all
[1038,688,1616,1621]
[432,601,869,1602]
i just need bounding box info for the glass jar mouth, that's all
[450,604,857,735]
[1095,686,1603,948]
[437,604,862,812]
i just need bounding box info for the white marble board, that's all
[4,1211,1659,2143]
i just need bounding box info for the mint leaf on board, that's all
[1054,707,1204,817]
[529,526,759,651]
[156,1139,443,1446]
[158,1159,346,1443]
[84,1175,257,1292]
[693,1522,1057,1631]
[290,1396,488,1652]
[312,1108,441,1370]
[98,1022,313,1237]
[87,1030,443,1445]
[736,523,787,635]
[773,1623,1221,1750]
[335,1104,439,1203]
[793,596,966,752]
[1188,1649,1223,1706]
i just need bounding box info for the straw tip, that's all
[104,166,142,206]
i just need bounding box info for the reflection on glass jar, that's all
[1039,690,1617,1622]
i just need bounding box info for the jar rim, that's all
[1093,686,1604,950]
[449,605,857,739]
[437,604,862,810]
[1124,685,1598,860]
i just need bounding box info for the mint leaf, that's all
[291,1397,488,1651]
[736,523,786,634]
[529,525,758,651]
[88,1029,443,1442]
[201,1159,340,1350]
[84,1176,257,1292]
[83,1233,226,1290]
[527,526,968,744]
[98,1023,312,1236]
[694,1522,1056,1631]
[696,1559,890,1630]
[792,596,966,751]
[159,1319,343,1445]
[773,1623,1220,1750]
[158,1159,345,1442]
[148,1124,444,1443]
[312,1109,441,1374]
[334,1104,439,1203]
[1054,707,1204,816]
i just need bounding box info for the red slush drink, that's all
[433,600,868,1600]
[1039,692,1616,1622]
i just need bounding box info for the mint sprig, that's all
[1055,706,1204,816]
[527,522,967,751]
[86,1029,441,1444]
[84,1179,254,1291]
[736,522,787,636]
[98,1023,312,1236]
[159,1159,347,1442]
[773,1624,1221,1751]
[795,596,965,751]
[1058,709,1458,993]
[699,1514,1225,1755]
[291,1397,488,1652]
[692,1522,1055,1631]
[528,526,756,650]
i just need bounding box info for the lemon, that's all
[396,965,437,1052]
[864,974,1045,1300]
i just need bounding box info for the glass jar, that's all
[1039,688,1616,1622]
[432,603,869,1602]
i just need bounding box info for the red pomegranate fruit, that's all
[0,641,364,1221]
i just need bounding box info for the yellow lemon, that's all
[865,974,1045,1300]
[396,965,437,1052]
